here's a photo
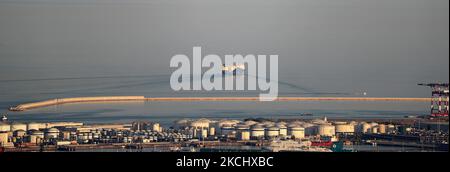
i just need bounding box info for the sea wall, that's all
[9,96,430,111]
[10,96,146,111]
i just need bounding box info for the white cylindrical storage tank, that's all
[192,129,198,138]
[317,125,335,136]
[243,120,258,126]
[0,123,10,132]
[209,127,215,136]
[265,127,280,138]
[238,131,250,141]
[235,125,250,141]
[199,129,208,139]
[369,122,378,128]
[11,123,27,132]
[378,124,386,134]
[261,121,275,128]
[276,121,288,126]
[335,123,355,134]
[217,120,239,128]
[288,126,305,139]
[32,130,44,137]
[152,123,161,132]
[387,124,396,133]
[371,127,379,134]
[0,132,8,145]
[27,123,43,131]
[361,123,371,133]
[216,120,239,135]
[30,130,44,143]
[45,128,60,139]
[220,126,234,136]
[277,124,288,136]
[190,119,210,129]
[93,133,100,139]
[250,125,265,139]
[333,121,347,125]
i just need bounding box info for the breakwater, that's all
[9,96,146,111]
[9,96,430,111]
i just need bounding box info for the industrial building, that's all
[0,117,447,152]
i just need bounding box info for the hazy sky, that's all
[0,0,448,97]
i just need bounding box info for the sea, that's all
[0,74,430,127]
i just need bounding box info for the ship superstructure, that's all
[221,64,246,75]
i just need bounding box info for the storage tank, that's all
[288,126,305,139]
[45,128,60,139]
[217,120,239,134]
[265,127,280,138]
[13,130,26,137]
[261,121,275,128]
[311,118,328,125]
[11,123,27,132]
[276,121,288,126]
[235,125,248,132]
[31,130,44,137]
[220,126,235,136]
[317,125,335,136]
[243,120,258,126]
[190,119,210,129]
[0,123,11,132]
[61,131,71,140]
[27,122,45,131]
[349,121,357,126]
[235,125,249,139]
[288,121,304,126]
[369,122,379,128]
[174,119,190,129]
[0,132,9,145]
[333,121,347,125]
[250,125,265,139]
[29,130,44,144]
[378,124,387,134]
[302,123,317,136]
[361,123,372,133]
[239,131,250,140]
[277,124,288,136]
[198,129,208,139]
[217,120,239,128]
[387,124,396,133]
[371,127,379,134]
[335,123,355,134]
[152,123,161,132]
[235,125,249,130]
[209,127,215,136]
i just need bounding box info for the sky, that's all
[0,0,448,98]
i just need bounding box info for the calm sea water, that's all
[0,75,430,126]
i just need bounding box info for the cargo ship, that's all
[222,64,245,76]
[310,139,353,152]
[263,140,332,152]
[311,140,333,147]
[300,113,314,117]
